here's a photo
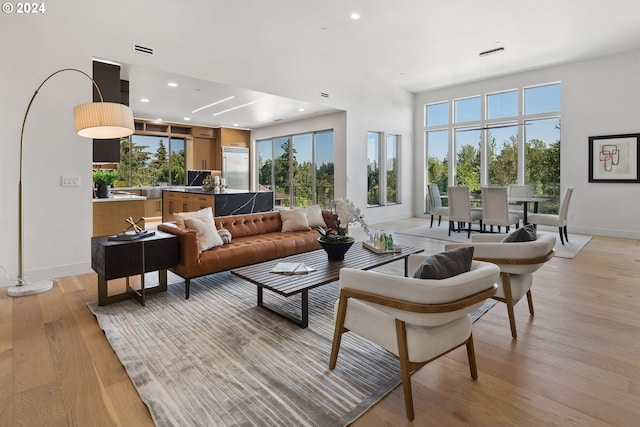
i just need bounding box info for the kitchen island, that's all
[162,188,273,221]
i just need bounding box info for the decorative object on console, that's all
[108,217,155,241]
[9,68,134,298]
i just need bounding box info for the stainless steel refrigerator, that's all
[222,147,249,190]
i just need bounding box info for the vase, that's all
[317,236,354,261]
[96,184,111,198]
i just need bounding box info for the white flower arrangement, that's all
[318,199,369,241]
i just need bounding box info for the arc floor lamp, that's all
[7,68,135,297]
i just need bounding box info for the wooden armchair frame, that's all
[473,250,554,338]
[329,284,497,421]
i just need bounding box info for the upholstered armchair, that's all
[446,232,555,338]
[329,255,499,421]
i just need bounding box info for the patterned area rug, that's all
[396,224,592,259]
[89,271,495,427]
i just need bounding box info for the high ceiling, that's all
[118,0,640,130]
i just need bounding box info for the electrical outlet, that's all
[61,175,81,187]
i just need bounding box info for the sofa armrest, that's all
[158,223,200,267]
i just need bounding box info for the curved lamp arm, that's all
[14,68,134,291]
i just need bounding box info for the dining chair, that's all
[427,184,449,228]
[508,184,532,220]
[447,186,482,238]
[329,255,499,420]
[481,186,520,233]
[527,187,574,245]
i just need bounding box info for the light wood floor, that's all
[2,218,639,426]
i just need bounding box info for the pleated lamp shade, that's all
[73,102,135,139]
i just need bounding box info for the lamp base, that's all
[7,279,54,297]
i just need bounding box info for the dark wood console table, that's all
[91,231,178,306]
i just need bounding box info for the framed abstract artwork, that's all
[588,133,640,183]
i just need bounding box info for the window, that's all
[424,82,561,213]
[116,135,185,186]
[367,132,380,206]
[368,131,401,206]
[454,96,481,123]
[386,134,399,204]
[256,130,334,208]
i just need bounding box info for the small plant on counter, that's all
[92,170,119,186]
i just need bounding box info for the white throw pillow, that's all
[184,215,224,252]
[174,206,213,229]
[280,209,311,232]
[306,205,327,228]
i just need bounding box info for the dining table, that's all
[508,197,540,224]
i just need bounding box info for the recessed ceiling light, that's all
[233,123,239,127]
[168,82,178,87]
[350,12,360,20]
[155,119,163,123]
[184,117,191,121]
[140,98,150,103]
[298,108,305,112]
[192,96,235,113]
[213,101,258,116]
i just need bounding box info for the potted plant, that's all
[93,170,119,198]
[316,198,368,260]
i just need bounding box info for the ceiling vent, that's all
[133,44,154,56]
[320,92,329,98]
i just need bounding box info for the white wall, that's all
[414,49,640,239]
[0,0,414,284]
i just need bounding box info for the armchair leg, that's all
[501,272,518,339]
[430,215,434,228]
[438,216,442,226]
[526,289,534,315]
[395,319,415,421]
[465,334,478,380]
[329,294,349,369]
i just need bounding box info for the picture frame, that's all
[588,133,640,183]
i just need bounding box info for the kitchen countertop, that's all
[163,187,272,195]
[93,194,147,202]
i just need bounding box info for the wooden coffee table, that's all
[231,243,424,328]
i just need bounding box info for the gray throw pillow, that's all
[218,228,232,244]
[502,223,537,242]
[413,246,475,280]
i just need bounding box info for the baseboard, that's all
[0,262,92,289]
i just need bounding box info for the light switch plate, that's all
[61,175,81,187]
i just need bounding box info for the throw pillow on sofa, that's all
[280,209,311,232]
[218,228,232,244]
[184,215,224,252]
[174,206,213,229]
[305,205,327,228]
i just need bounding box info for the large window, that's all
[368,131,401,206]
[424,82,561,213]
[116,135,185,186]
[257,130,334,208]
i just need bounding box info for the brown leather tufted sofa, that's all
[157,210,335,298]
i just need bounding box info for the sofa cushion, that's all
[184,215,223,252]
[280,209,311,232]
[174,207,213,229]
[502,223,537,242]
[413,246,475,280]
[305,205,327,228]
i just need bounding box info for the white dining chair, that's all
[481,186,520,233]
[427,184,449,228]
[527,187,574,245]
[508,184,532,220]
[447,186,482,238]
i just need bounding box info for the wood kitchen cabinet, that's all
[192,137,215,170]
[219,128,249,147]
[144,198,163,218]
[162,190,215,222]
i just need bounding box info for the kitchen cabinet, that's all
[144,198,163,218]
[192,137,214,170]
[219,128,249,147]
[162,190,215,222]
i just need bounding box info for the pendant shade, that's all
[74,102,134,139]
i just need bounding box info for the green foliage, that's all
[92,170,118,186]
